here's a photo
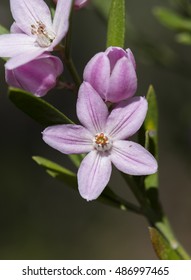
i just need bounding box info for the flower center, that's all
[31,21,55,47]
[93,132,112,152]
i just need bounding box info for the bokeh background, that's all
[0,0,191,259]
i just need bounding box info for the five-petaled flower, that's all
[42,82,158,201]
[0,0,73,70]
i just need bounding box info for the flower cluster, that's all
[43,47,158,201]
[0,0,73,95]
[0,0,157,201]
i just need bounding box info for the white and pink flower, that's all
[42,82,157,201]
[0,0,73,69]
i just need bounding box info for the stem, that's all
[123,174,190,259]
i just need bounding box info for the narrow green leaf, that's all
[149,227,184,260]
[153,7,191,32]
[144,85,159,189]
[144,86,158,157]
[107,0,125,48]
[33,156,77,188]
[9,87,73,126]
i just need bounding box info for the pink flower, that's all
[83,47,137,103]
[0,0,73,70]
[5,53,63,97]
[42,82,157,201]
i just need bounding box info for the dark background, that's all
[0,0,191,259]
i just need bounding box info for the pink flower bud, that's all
[83,47,137,103]
[5,53,63,97]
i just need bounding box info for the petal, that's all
[106,96,148,140]
[77,82,109,134]
[10,22,24,33]
[6,53,63,97]
[42,124,93,154]
[111,140,158,175]
[83,52,110,100]
[78,150,112,201]
[108,57,137,102]
[105,46,127,71]
[52,0,73,47]
[0,34,36,57]
[5,48,45,69]
[126,48,136,69]
[10,0,53,35]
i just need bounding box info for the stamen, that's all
[31,21,55,47]
[93,132,112,152]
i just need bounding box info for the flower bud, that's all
[5,53,63,97]
[83,47,137,103]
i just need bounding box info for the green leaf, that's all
[0,24,8,35]
[144,85,159,189]
[144,85,158,158]
[149,227,184,260]
[153,7,191,32]
[138,86,158,189]
[9,87,74,126]
[107,0,125,48]
[33,156,77,188]
[136,86,159,211]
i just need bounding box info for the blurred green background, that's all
[0,0,191,259]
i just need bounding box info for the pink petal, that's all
[108,57,137,102]
[42,124,93,154]
[10,22,24,33]
[83,52,110,100]
[52,0,73,47]
[5,49,45,69]
[0,34,36,57]
[10,0,53,36]
[5,53,63,97]
[106,96,148,140]
[78,150,112,201]
[111,140,158,175]
[126,48,136,69]
[105,46,127,71]
[77,82,109,134]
